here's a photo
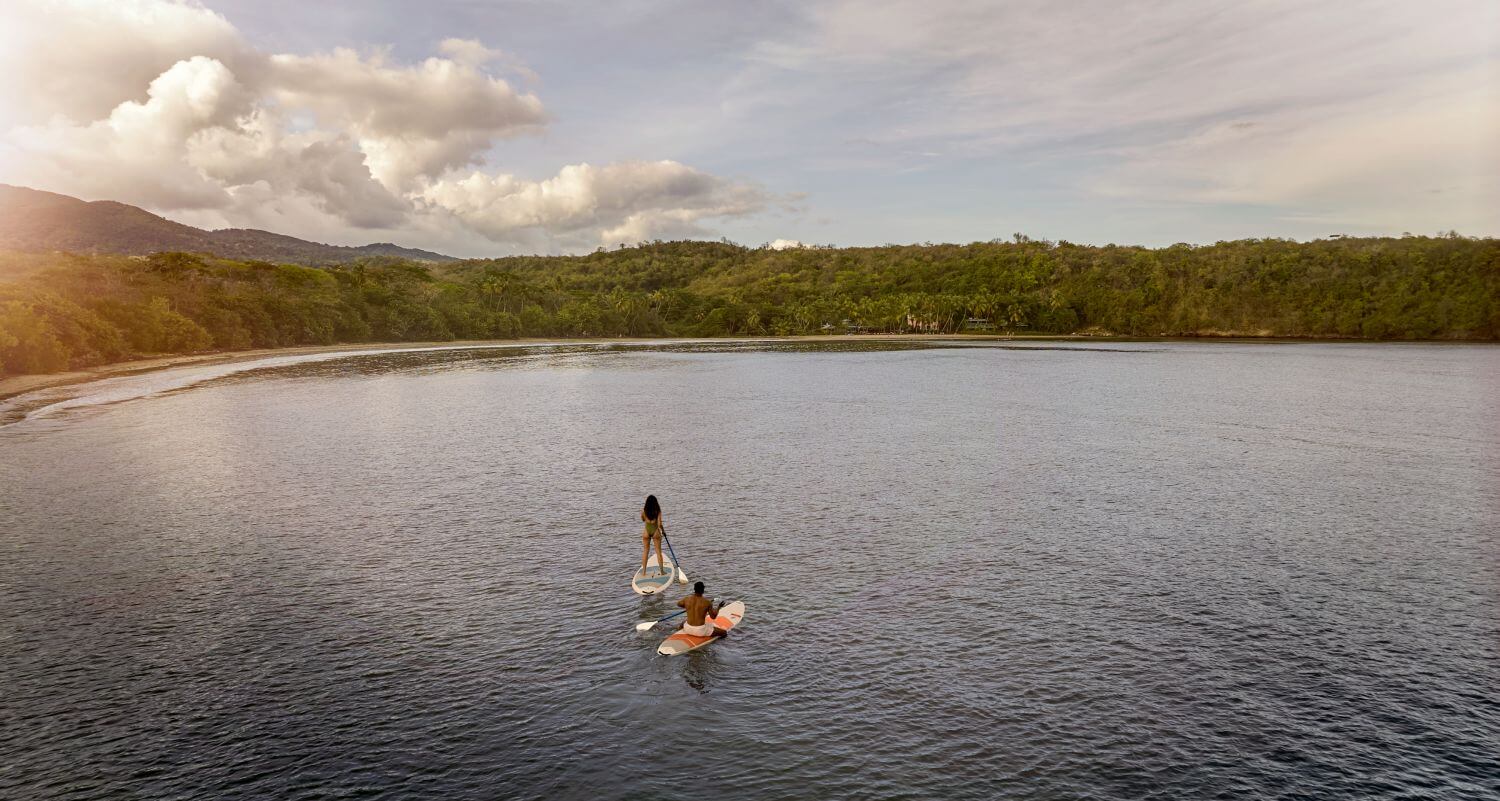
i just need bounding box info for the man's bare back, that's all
[677,582,729,638]
[679,593,718,626]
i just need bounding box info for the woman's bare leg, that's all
[655,537,667,574]
[640,537,651,572]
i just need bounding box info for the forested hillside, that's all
[1,235,1495,378]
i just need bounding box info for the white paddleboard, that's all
[658,601,745,656]
[631,554,676,596]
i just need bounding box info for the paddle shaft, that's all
[635,609,685,631]
[661,526,688,583]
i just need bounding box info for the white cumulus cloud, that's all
[265,47,547,191]
[6,55,254,210]
[0,0,251,129]
[0,0,772,254]
[421,161,769,248]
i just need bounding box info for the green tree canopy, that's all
[1,234,1495,378]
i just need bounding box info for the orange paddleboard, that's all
[657,601,745,656]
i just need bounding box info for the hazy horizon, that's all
[1,0,1495,258]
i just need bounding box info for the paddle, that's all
[634,609,684,631]
[661,525,690,585]
[632,598,730,632]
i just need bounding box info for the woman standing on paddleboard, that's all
[640,495,669,577]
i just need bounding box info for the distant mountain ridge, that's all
[0,184,455,263]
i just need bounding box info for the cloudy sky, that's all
[0,0,1495,257]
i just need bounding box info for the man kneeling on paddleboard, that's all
[676,582,729,639]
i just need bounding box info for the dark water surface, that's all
[2,340,1497,800]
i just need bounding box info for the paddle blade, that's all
[634,620,659,631]
[676,568,689,584]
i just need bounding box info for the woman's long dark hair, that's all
[643,494,661,521]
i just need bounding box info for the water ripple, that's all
[2,341,1497,800]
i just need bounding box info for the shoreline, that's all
[0,332,1490,403]
[0,334,1030,401]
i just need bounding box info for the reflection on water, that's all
[2,340,1497,800]
[1,338,1172,427]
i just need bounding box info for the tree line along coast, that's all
[0,234,1495,378]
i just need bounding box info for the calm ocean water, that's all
[2,340,1497,800]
